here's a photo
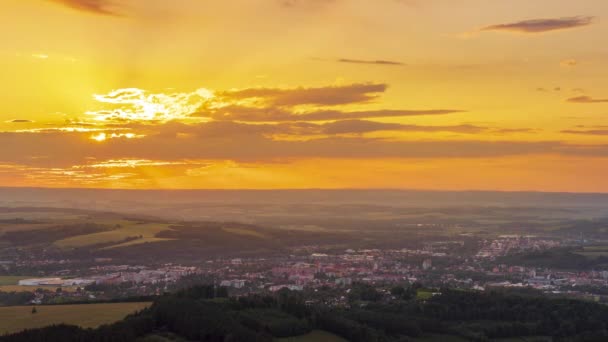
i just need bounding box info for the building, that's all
[335,277,352,286]
[18,278,64,286]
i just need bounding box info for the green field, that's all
[0,285,79,293]
[275,330,348,342]
[0,276,33,286]
[575,245,608,259]
[54,221,173,249]
[0,302,151,334]
[416,289,434,300]
[222,227,267,239]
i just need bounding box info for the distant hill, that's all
[1,188,607,228]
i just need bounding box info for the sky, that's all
[1,0,608,191]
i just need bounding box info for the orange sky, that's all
[1,0,608,191]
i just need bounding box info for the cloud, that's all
[536,87,561,92]
[492,128,536,134]
[196,105,462,122]
[337,58,405,66]
[561,129,608,136]
[319,120,485,134]
[221,83,388,106]
[480,16,594,34]
[5,119,33,123]
[47,0,122,16]
[0,130,570,167]
[0,121,603,171]
[566,96,608,103]
[88,87,214,122]
[82,84,463,124]
[111,120,487,138]
[560,59,578,67]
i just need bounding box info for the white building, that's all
[18,278,64,286]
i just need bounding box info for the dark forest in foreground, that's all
[3,285,608,342]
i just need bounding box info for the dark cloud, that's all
[290,108,463,121]
[481,16,594,34]
[196,105,462,122]
[319,120,486,134]
[337,58,405,66]
[566,96,608,103]
[47,0,122,16]
[492,128,536,134]
[1,122,605,169]
[114,120,486,137]
[0,130,569,167]
[204,83,464,121]
[6,119,33,123]
[220,83,388,106]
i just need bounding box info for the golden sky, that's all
[1,0,608,191]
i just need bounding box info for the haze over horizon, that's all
[2,0,608,192]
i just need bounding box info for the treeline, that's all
[3,285,608,341]
[498,247,608,270]
[0,291,34,306]
[423,289,608,340]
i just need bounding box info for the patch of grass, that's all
[0,285,79,292]
[54,222,172,249]
[575,245,608,259]
[0,276,34,286]
[0,302,151,334]
[275,330,348,342]
[583,245,608,252]
[222,227,267,239]
[576,251,608,259]
[416,289,434,300]
[100,237,175,250]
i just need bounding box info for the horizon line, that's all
[0,185,607,196]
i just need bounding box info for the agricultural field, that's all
[0,276,33,286]
[575,245,608,259]
[222,227,267,239]
[0,285,79,293]
[54,221,173,249]
[275,330,348,342]
[0,302,151,334]
[0,223,55,235]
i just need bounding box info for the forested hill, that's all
[2,285,608,342]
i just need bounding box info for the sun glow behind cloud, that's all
[88,88,215,123]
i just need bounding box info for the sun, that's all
[91,133,107,142]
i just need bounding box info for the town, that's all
[5,235,608,306]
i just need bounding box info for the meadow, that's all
[0,285,78,292]
[0,302,151,335]
[54,221,173,249]
[0,276,32,286]
[575,245,608,259]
